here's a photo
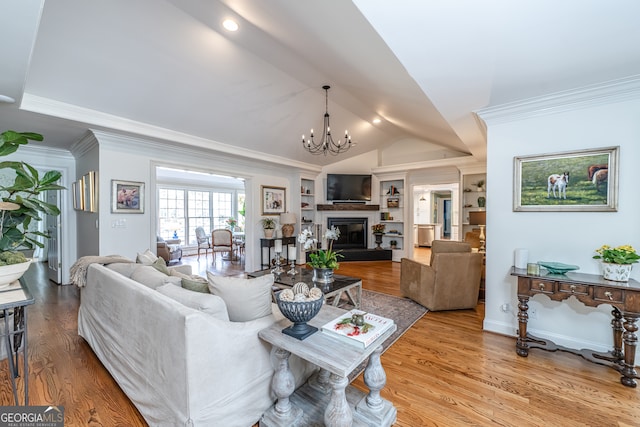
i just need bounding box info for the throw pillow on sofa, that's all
[151,257,170,275]
[131,265,174,289]
[156,284,229,321]
[206,272,273,322]
[182,276,209,294]
[169,269,209,293]
[136,249,158,265]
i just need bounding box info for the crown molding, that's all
[476,75,640,125]
[69,131,99,158]
[20,144,74,162]
[21,94,322,173]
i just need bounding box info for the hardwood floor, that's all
[2,254,639,426]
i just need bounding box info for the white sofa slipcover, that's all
[78,263,315,426]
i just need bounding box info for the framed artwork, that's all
[111,180,145,213]
[513,146,619,212]
[72,181,84,211]
[261,185,286,215]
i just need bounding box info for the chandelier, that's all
[301,85,352,156]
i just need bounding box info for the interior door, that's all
[46,189,62,284]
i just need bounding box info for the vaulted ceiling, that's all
[1,0,639,168]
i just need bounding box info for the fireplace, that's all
[327,217,367,249]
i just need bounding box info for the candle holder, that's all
[271,251,285,275]
[287,245,297,276]
[287,259,297,276]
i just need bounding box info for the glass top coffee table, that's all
[248,268,362,309]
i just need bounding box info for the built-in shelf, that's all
[316,204,380,211]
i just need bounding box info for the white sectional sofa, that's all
[78,263,315,426]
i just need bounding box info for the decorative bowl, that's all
[0,259,31,288]
[276,291,324,340]
[537,261,579,274]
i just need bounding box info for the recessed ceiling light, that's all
[372,118,381,124]
[222,19,239,32]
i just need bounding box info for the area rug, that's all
[345,289,428,382]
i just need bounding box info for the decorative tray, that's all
[537,261,579,274]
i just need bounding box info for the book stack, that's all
[320,310,394,349]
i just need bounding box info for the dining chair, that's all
[211,229,234,262]
[195,227,211,260]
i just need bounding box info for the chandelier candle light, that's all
[302,85,352,156]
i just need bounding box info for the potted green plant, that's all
[0,130,64,285]
[260,217,276,238]
[593,244,639,282]
[390,240,398,249]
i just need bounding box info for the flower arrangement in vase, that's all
[371,223,385,234]
[371,223,385,250]
[226,217,238,230]
[298,226,343,283]
[593,244,639,282]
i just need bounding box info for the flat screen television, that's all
[326,174,372,201]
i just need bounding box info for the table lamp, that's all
[469,211,486,253]
[280,212,297,238]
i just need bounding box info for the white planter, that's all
[0,259,32,288]
[602,262,632,282]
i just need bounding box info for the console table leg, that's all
[324,373,352,427]
[516,296,530,357]
[621,313,639,388]
[260,347,303,426]
[611,307,624,361]
[354,345,397,427]
[308,368,332,394]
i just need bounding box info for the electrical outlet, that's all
[529,308,537,320]
[500,303,511,312]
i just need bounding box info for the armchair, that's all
[400,240,483,311]
[195,226,211,260]
[157,236,183,265]
[211,229,234,262]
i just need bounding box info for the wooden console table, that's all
[511,267,640,387]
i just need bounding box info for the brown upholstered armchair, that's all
[400,240,483,311]
[157,236,183,265]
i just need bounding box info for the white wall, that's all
[480,83,640,358]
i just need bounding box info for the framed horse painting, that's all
[513,146,619,212]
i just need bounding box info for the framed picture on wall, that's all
[513,146,619,212]
[261,185,286,215]
[111,180,145,213]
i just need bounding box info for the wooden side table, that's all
[259,305,397,427]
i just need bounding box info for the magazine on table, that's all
[320,309,394,348]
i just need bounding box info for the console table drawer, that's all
[594,287,624,304]
[558,283,589,296]
[528,279,555,294]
